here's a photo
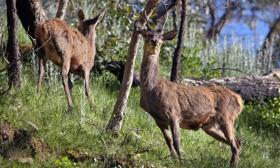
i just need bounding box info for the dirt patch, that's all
[64,148,153,168]
[0,121,51,163]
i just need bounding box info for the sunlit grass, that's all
[0,64,280,168]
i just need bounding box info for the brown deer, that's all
[35,10,105,111]
[138,28,243,167]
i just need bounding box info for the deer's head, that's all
[140,28,177,56]
[78,9,105,41]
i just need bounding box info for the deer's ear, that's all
[92,11,105,26]
[78,9,85,22]
[162,30,177,41]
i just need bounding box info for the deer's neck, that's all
[85,31,96,54]
[140,52,160,91]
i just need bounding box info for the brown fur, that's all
[139,30,243,167]
[36,19,94,72]
[35,10,104,111]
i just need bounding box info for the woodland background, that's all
[0,0,280,167]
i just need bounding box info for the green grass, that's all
[0,66,280,168]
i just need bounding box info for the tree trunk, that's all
[56,0,69,20]
[170,0,187,81]
[16,0,47,40]
[106,0,161,134]
[180,69,280,103]
[6,0,21,88]
[257,16,280,72]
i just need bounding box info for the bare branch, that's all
[55,0,69,20]
[207,0,215,28]
[207,0,237,40]
[152,0,178,22]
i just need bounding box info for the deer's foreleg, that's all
[68,74,73,91]
[37,57,47,91]
[156,122,177,157]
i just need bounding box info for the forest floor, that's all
[0,67,280,168]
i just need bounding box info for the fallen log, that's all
[180,70,280,102]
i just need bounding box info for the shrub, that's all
[244,97,280,134]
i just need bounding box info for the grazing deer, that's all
[35,10,105,111]
[138,28,243,167]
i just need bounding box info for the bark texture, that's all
[170,0,187,81]
[16,0,47,40]
[106,0,161,134]
[6,0,21,88]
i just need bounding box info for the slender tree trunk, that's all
[56,0,69,20]
[6,0,21,88]
[172,10,178,31]
[106,0,161,134]
[170,0,187,81]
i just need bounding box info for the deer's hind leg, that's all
[219,119,241,167]
[83,69,93,108]
[62,59,74,112]
[202,124,228,145]
[202,117,241,167]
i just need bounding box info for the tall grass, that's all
[0,61,280,167]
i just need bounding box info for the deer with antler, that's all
[35,10,105,111]
[138,26,243,166]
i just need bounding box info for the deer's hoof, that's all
[89,104,97,112]
[171,151,179,159]
[66,106,74,114]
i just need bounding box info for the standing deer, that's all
[138,28,243,167]
[35,10,105,111]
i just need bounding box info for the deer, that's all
[138,27,244,167]
[35,9,105,112]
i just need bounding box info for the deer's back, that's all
[36,19,94,72]
[140,80,243,130]
[177,83,243,129]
